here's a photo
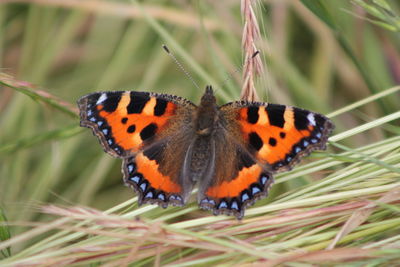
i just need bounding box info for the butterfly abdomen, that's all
[189,137,213,182]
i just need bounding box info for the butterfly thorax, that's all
[195,86,218,136]
[189,86,219,181]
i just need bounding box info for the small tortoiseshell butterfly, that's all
[78,86,334,219]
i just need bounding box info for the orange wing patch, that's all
[199,145,274,219]
[234,103,333,171]
[78,91,180,157]
[206,164,262,198]
[135,152,181,194]
[200,163,273,219]
[123,152,184,208]
[239,106,310,163]
[98,92,177,152]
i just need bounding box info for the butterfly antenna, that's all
[220,51,260,88]
[162,45,200,90]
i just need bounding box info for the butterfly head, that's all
[201,85,215,104]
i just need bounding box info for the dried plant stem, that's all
[2,0,221,31]
[241,0,263,101]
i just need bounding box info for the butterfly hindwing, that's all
[198,139,274,219]
[220,101,334,172]
[123,140,193,208]
[78,91,195,157]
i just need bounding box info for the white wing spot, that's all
[307,113,316,126]
[96,93,107,105]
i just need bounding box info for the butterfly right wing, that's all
[223,101,334,172]
[198,135,274,219]
[198,101,333,219]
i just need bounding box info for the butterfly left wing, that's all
[122,137,195,208]
[198,101,334,219]
[78,91,197,207]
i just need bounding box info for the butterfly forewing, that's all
[78,91,195,157]
[220,101,334,172]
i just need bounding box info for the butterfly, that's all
[78,86,334,219]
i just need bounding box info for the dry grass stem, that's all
[0,73,78,116]
[2,0,221,31]
[241,0,263,101]
[4,186,398,266]
[328,185,400,249]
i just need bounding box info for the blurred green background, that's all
[0,0,399,237]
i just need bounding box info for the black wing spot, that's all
[140,123,158,141]
[266,104,285,128]
[127,92,150,114]
[102,94,121,112]
[154,98,168,116]
[237,148,255,170]
[127,124,136,133]
[143,143,165,164]
[269,137,277,147]
[280,132,286,138]
[247,107,259,124]
[121,117,128,124]
[249,132,263,151]
[315,113,327,127]
[294,108,310,130]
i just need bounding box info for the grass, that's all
[0,0,400,266]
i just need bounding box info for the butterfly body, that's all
[78,86,334,219]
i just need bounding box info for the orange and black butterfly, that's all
[78,86,334,219]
